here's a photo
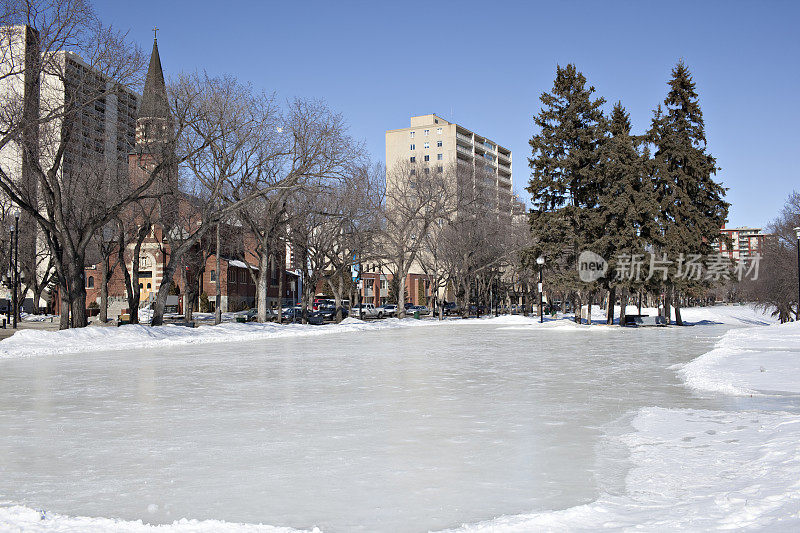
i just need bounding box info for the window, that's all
[380,280,386,289]
[437,166,443,173]
[434,118,439,124]
[437,153,443,160]
[410,169,415,175]
[147,283,151,289]
[210,270,216,282]
[437,127,442,134]
[410,131,415,138]
[410,144,415,150]
[437,140,443,147]
[424,155,430,162]
[410,156,415,162]
[424,142,429,149]
[86,276,94,289]
[423,129,429,136]
[424,167,430,174]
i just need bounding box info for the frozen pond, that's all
[0,320,741,531]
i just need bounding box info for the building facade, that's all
[713,225,771,260]
[385,113,514,216]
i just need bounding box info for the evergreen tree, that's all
[594,102,658,324]
[527,64,607,321]
[648,61,729,324]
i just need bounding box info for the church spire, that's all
[139,35,170,121]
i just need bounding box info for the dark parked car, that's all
[315,305,349,320]
[443,302,461,316]
[282,307,324,324]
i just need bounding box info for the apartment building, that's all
[385,114,514,215]
[712,225,771,260]
[0,25,139,179]
[1,25,139,310]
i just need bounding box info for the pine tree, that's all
[648,61,729,324]
[527,64,606,322]
[594,102,658,324]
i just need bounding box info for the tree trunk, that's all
[276,264,284,324]
[574,292,582,324]
[674,291,684,326]
[67,257,88,328]
[606,287,615,325]
[587,292,593,326]
[664,288,672,325]
[257,243,269,322]
[59,281,70,330]
[397,271,407,318]
[619,288,628,326]
[214,222,222,325]
[99,255,109,323]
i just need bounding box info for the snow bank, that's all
[0,317,435,359]
[681,320,800,396]
[0,505,316,532]
[441,406,800,532]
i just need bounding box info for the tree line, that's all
[527,61,730,325]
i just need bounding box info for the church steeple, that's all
[136,33,171,146]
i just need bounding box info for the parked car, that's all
[237,307,278,322]
[352,303,383,319]
[379,304,397,317]
[315,304,349,320]
[408,305,430,315]
[443,302,461,316]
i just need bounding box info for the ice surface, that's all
[1,305,797,532]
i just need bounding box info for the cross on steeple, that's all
[153,26,158,41]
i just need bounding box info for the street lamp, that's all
[536,256,545,323]
[794,227,800,321]
[9,207,20,329]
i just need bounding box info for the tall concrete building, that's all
[385,113,513,215]
[0,24,140,310]
[0,25,139,182]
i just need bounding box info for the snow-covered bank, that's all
[0,305,776,359]
[0,317,438,359]
[0,505,316,532]
[681,320,800,396]
[442,406,800,532]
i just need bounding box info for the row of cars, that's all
[238,299,453,325]
[352,302,433,318]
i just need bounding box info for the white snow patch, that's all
[0,504,317,532]
[0,317,436,359]
[681,320,800,396]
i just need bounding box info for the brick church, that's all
[80,36,294,318]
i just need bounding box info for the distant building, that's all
[713,225,771,260]
[385,113,514,216]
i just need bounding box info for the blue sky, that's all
[95,0,799,228]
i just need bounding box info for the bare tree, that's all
[370,160,455,318]
[742,191,799,322]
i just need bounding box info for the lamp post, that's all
[536,256,545,323]
[6,233,12,326]
[11,209,19,329]
[794,227,800,321]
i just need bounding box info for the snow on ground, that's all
[0,316,438,359]
[0,304,777,360]
[0,505,317,532]
[681,319,800,396]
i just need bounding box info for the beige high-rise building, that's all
[385,113,513,215]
